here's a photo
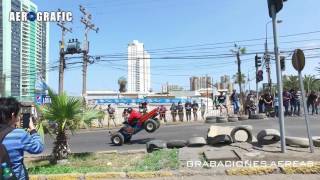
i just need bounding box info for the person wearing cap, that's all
[170,103,177,122]
[177,101,184,122]
[107,104,116,128]
[159,105,167,122]
[292,90,301,116]
[230,89,240,115]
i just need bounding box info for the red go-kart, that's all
[110,108,161,146]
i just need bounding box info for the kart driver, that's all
[127,107,143,132]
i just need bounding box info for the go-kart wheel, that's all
[111,133,124,146]
[144,119,157,133]
[155,119,161,129]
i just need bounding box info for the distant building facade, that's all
[162,84,184,93]
[0,0,49,101]
[217,75,233,93]
[190,76,212,91]
[127,40,151,93]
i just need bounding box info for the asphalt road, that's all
[41,116,320,155]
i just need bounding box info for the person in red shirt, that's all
[127,107,143,128]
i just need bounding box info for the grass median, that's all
[27,149,179,174]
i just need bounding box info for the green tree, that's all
[283,75,299,90]
[118,77,127,93]
[303,75,320,94]
[37,89,100,163]
[233,72,246,89]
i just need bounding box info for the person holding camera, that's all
[0,97,44,179]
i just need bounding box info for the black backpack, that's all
[0,125,17,180]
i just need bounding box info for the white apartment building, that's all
[127,40,151,93]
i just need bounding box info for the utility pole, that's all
[232,44,245,105]
[268,0,286,153]
[206,74,209,113]
[57,9,72,94]
[265,23,272,92]
[80,5,99,100]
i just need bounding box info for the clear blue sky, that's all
[32,0,320,95]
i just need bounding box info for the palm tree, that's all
[118,77,127,93]
[303,75,320,94]
[283,75,299,90]
[233,72,246,90]
[37,89,101,163]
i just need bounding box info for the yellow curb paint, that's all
[281,164,320,174]
[30,173,82,180]
[126,171,174,178]
[85,172,126,179]
[226,167,277,176]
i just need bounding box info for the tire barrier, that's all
[167,140,187,149]
[187,137,207,147]
[313,136,320,147]
[146,140,167,153]
[230,126,253,143]
[228,116,239,122]
[250,114,266,120]
[238,115,249,121]
[205,116,216,124]
[285,136,310,148]
[207,134,233,146]
[216,116,228,123]
[257,129,281,145]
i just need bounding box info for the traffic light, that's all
[257,70,263,82]
[268,0,286,18]
[255,54,262,68]
[280,56,285,71]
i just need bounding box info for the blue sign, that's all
[95,98,188,105]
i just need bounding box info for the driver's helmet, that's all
[127,107,133,113]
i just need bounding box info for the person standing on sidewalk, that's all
[307,91,317,115]
[230,89,240,115]
[192,100,199,121]
[316,94,320,115]
[274,93,279,117]
[283,89,291,116]
[200,101,206,120]
[1,97,44,179]
[107,104,116,128]
[263,92,273,117]
[170,103,177,122]
[293,90,301,116]
[159,105,167,122]
[97,106,105,128]
[185,101,192,121]
[177,101,184,122]
[258,94,265,113]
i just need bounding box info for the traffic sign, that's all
[292,49,305,72]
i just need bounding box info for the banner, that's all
[95,98,189,104]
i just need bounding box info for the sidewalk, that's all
[114,174,320,180]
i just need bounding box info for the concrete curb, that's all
[26,149,146,161]
[30,171,174,179]
[29,163,320,179]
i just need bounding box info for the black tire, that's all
[216,116,228,123]
[256,129,280,145]
[250,114,266,120]
[228,117,239,122]
[111,133,124,146]
[155,119,161,129]
[144,119,157,133]
[230,126,253,143]
[239,115,249,121]
[207,134,233,146]
[167,140,187,149]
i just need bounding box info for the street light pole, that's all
[271,4,286,153]
[265,20,282,92]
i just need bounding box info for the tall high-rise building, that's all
[190,76,212,91]
[127,40,150,93]
[0,0,49,101]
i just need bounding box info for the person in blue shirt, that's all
[0,97,44,180]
